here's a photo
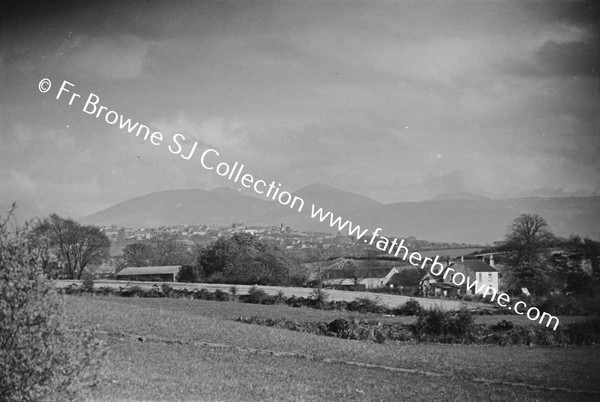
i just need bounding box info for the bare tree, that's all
[506,214,554,250]
[504,214,555,295]
[32,214,110,279]
[121,231,194,267]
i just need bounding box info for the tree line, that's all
[26,211,600,296]
[491,213,600,298]
[27,213,302,286]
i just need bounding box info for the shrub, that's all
[144,284,164,298]
[413,307,475,341]
[230,285,238,301]
[245,286,270,304]
[348,297,386,314]
[213,289,231,301]
[0,210,103,401]
[194,288,214,300]
[567,317,600,345]
[490,319,515,332]
[414,307,450,337]
[395,299,424,316]
[275,290,286,304]
[161,283,174,297]
[121,285,146,297]
[537,294,600,316]
[309,287,330,308]
[449,308,475,337]
[177,265,202,283]
[82,276,95,293]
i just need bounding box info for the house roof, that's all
[460,260,497,272]
[116,266,182,276]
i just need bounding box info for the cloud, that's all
[60,34,149,80]
[536,40,600,76]
[151,114,248,152]
[503,40,600,77]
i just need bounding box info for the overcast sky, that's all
[1,0,598,218]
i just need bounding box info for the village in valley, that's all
[92,217,597,308]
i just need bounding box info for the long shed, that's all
[116,266,182,282]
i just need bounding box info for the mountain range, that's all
[81,184,600,245]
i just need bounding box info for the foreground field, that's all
[64,296,600,401]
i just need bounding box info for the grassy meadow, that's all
[64,295,600,401]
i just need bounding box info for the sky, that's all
[0,0,599,219]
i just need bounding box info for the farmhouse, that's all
[421,256,499,297]
[116,265,183,282]
[453,256,499,295]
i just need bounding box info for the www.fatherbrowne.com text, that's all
[40,77,560,330]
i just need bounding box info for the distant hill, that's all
[431,192,490,201]
[350,197,600,244]
[82,188,277,228]
[292,183,381,212]
[82,185,600,244]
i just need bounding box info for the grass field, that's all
[64,295,600,401]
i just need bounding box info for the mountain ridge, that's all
[81,184,600,244]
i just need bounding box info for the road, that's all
[54,279,483,311]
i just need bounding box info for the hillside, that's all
[83,185,600,244]
[82,188,277,228]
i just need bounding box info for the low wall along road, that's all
[54,279,483,311]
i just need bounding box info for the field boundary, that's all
[89,328,600,396]
[56,279,487,310]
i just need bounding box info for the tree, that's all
[121,231,195,268]
[196,232,292,285]
[555,235,600,296]
[1,207,102,400]
[32,214,110,279]
[394,267,422,288]
[122,242,153,267]
[506,214,554,251]
[503,214,555,295]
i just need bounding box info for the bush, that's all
[275,290,286,304]
[348,297,386,314]
[193,288,213,300]
[309,287,330,308]
[120,285,147,297]
[537,294,600,316]
[0,210,103,401]
[567,317,600,345]
[490,319,515,332]
[177,265,199,283]
[213,289,231,301]
[245,286,270,304]
[229,285,238,300]
[161,283,174,297]
[413,307,475,341]
[143,284,164,298]
[395,299,424,316]
[449,308,475,337]
[82,276,95,293]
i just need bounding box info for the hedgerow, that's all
[57,282,598,346]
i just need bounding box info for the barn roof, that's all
[116,266,182,276]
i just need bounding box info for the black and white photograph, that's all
[1,0,599,400]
